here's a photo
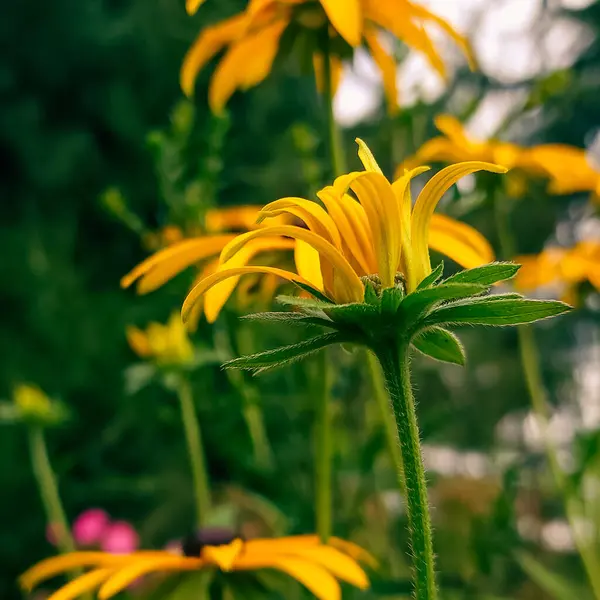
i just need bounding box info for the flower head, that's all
[182,138,504,318]
[12,384,68,427]
[20,534,372,600]
[181,0,476,113]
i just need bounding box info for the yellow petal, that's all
[429,213,494,269]
[295,240,324,290]
[98,556,203,600]
[125,326,152,358]
[209,19,288,114]
[48,569,113,600]
[313,53,343,96]
[182,266,320,323]
[185,0,205,16]
[202,539,244,571]
[204,205,262,233]
[180,13,249,97]
[411,161,507,284]
[363,30,398,115]
[338,193,378,272]
[328,537,379,569]
[433,115,471,145]
[219,226,363,303]
[318,0,362,47]
[120,235,235,293]
[355,138,383,174]
[204,237,294,323]
[20,553,126,591]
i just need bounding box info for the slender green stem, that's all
[315,350,333,542]
[28,426,76,555]
[375,339,437,600]
[365,350,405,491]
[176,378,211,528]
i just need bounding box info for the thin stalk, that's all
[28,426,76,554]
[493,188,600,597]
[176,377,211,528]
[365,350,405,491]
[375,339,437,600]
[315,350,333,542]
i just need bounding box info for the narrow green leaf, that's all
[443,262,520,286]
[363,281,379,305]
[292,281,334,303]
[240,311,335,328]
[222,332,350,374]
[324,302,380,326]
[412,327,466,365]
[417,261,445,289]
[380,287,404,315]
[427,298,572,327]
[276,295,332,310]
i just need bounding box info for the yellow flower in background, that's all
[121,206,294,324]
[20,534,372,600]
[181,0,476,114]
[126,312,195,366]
[515,240,600,304]
[182,139,505,318]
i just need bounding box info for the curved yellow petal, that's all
[219,226,363,303]
[411,161,507,284]
[328,538,379,569]
[98,556,203,600]
[48,569,113,600]
[338,193,378,272]
[355,138,383,174]
[318,0,362,47]
[182,266,319,323]
[202,539,244,571]
[204,205,262,233]
[209,19,288,114]
[429,213,494,269]
[295,240,324,290]
[433,115,471,145]
[180,13,249,97]
[120,235,235,293]
[204,237,294,323]
[125,326,152,358]
[363,30,398,115]
[186,0,205,16]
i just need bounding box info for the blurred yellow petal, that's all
[204,237,294,323]
[204,206,262,232]
[48,569,113,600]
[295,240,324,290]
[328,537,378,569]
[121,235,235,293]
[411,161,507,284]
[364,30,398,115]
[202,539,244,571]
[125,326,152,358]
[209,19,288,114]
[514,252,562,291]
[433,115,471,146]
[180,13,249,97]
[313,53,343,96]
[318,0,362,47]
[186,0,206,16]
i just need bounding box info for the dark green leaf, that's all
[363,281,379,305]
[417,261,445,289]
[276,295,332,310]
[443,262,520,286]
[380,286,403,315]
[292,281,333,303]
[324,302,380,326]
[427,298,572,327]
[240,311,335,328]
[412,327,466,365]
[222,332,351,374]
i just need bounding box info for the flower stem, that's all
[176,377,211,528]
[315,350,333,542]
[28,426,76,555]
[365,350,405,491]
[375,339,437,600]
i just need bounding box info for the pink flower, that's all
[100,520,139,554]
[72,509,110,547]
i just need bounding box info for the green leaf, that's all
[276,295,332,310]
[292,281,333,303]
[323,302,380,326]
[417,261,445,289]
[443,262,520,286]
[240,311,335,328]
[363,281,379,305]
[222,332,351,374]
[380,287,404,315]
[412,327,466,365]
[426,297,572,327]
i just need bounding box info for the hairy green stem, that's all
[176,378,211,528]
[376,340,437,600]
[28,426,76,554]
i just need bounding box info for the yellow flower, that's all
[126,312,195,366]
[181,0,476,114]
[12,384,67,426]
[515,241,600,303]
[121,206,294,323]
[20,535,372,600]
[181,139,505,319]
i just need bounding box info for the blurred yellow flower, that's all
[12,384,65,426]
[182,139,504,317]
[21,534,372,600]
[181,0,476,114]
[515,241,600,303]
[126,312,195,366]
[121,206,294,323]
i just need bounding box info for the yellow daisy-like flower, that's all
[181,139,505,319]
[20,535,372,600]
[181,0,476,114]
[121,206,294,324]
[126,312,195,366]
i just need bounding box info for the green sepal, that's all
[276,295,332,310]
[381,286,404,315]
[323,302,380,327]
[443,262,520,286]
[240,311,335,329]
[426,297,572,327]
[363,281,379,305]
[292,281,333,303]
[412,327,466,366]
[222,332,352,374]
[416,261,444,290]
